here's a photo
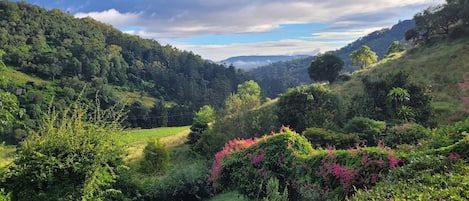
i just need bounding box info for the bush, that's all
[351,155,469,200]
[140,139,170,174]
[145,163,212,201]
[343,117,386,146]
[262,177,288,201]
[277,84,345,132]
[303,127,359,149]
[215,128,313,199]
[212,128,400,200]
[383,123,430,148]
[2,103,126,200]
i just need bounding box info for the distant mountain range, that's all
[249,19,416,98]
[217,55,312,70]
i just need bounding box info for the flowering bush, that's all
[210,128,401,200]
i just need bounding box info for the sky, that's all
[21,0,444,61]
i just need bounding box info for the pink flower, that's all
[333,163,342,178]
[362,154,370,167]
[371,174,378,183]
[448,152,461,161]
[387,151,399,168]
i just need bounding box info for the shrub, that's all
[277,84,345,132]
[303,127,359,149]
[211,128,400,200]
[215,128,313,199]
[351,155,469,200]
[343,117,386,146]
[383,123,430,148]
[140,139,170,174]
[146,163,212,201]
[2,103,126,200]
[262,177,288,201]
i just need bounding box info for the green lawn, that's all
[119,126,190,146]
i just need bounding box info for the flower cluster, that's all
[209,137,262,182]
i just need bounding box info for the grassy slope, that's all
[120,126,190,165]
[332,37,469,124]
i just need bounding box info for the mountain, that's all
[249,20,416,98]
[336,19,416,72]
[0,1,249,142]
[218,55,311,70]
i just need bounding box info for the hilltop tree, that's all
[308,52,344,83]
[350,45,378,69]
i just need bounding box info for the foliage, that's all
[383,123,430,148]
[303,127,359,149]
[2,102,126,200]
[348,71,433,126]
[262,177,288,201]
[211,128,400,200]
[140,139,170,174]
[187,105,215,145]
[146,162,212,201]
[308,52,344,83]
[407,0,469,43]
[0,1,250,134]
[0,90,21,132]
[351,155,469,200]
[350,45,378,69]
[343,117,386,146]
[385,41,405,56]
[215,128,313,199]
[277,84,344,132]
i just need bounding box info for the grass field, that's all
[119,126,190,146]
[120,126,191,167]
[1,67,49,86]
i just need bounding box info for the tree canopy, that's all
[350,45,378,69]
[308,52,344,83]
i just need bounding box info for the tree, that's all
[187,105,215,144]
[308,52,344,83]
[140,139,170,174]
[350,45,378,69]
[386,41,405,56]
[277,84,344,132]
[2,103,126,200]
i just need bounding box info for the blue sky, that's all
[20,0,444,61]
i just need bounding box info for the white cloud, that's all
[173,39,342,61]
[74,0,444,38]
[75,9,142,28]
[71,0,445,60]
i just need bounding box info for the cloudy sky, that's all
[21,0,443,61]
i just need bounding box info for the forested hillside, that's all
[250,20,415,98]
[0,1,249,143]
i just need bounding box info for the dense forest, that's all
[250,19,415,98]
[0,1,250,143]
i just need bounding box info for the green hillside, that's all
[333,37,469,124]
[0,1,250,144]
[250,20,415,98]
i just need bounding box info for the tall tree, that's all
[308,52,344,83]
[350,45,378,69]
